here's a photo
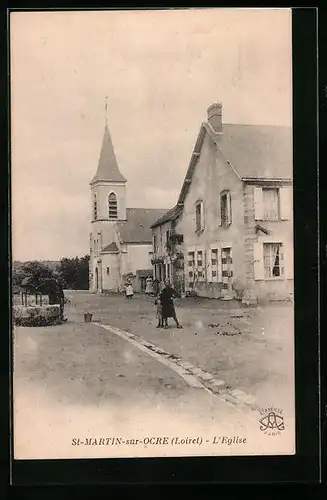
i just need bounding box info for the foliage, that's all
[56,255,90,290]
[12,256,91,293]
[13,304,61,327]
[12,261,55,292]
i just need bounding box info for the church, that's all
[89,120,167,294]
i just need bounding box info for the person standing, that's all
[159,280,182,329]
[125,280,134,299]
[145,276,153,295]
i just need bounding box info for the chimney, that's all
[207,102,223,133]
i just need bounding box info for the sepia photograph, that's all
[10,8,295,460]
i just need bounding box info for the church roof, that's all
[117,208,167,244]
[101,242,119,253]
[91,123,127,184]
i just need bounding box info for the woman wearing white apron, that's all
[145,277,153,295]
[125,281,134,299]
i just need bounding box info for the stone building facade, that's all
[89,122,166,293]
[150,206,184,296]
[151,102,293,304]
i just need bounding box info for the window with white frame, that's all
[108,192,118,219]
[195,201,204,232]
[262,188,279,220]
[263,243,284,278]
[220,191,232,226]
[254,186,292,221]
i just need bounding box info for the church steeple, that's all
[91,123,127,184]
[90,104,127,223]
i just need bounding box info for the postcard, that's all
[11,8,295,460]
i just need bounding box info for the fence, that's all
[12,294,50,306]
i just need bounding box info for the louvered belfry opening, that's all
[93,194,98,220]
[108,192,118,219]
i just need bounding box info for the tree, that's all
[56,255,90,290]
[12,261,55,292]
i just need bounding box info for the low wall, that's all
[255,279,294,304]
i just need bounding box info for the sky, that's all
[10,8,292,261]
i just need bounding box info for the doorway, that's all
[95,267,99,290]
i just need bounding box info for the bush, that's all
[13,305,61,327]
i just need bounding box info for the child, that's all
[154,296,166,328]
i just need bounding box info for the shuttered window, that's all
[254,241,289,280]
[220,191,232,226]
[209,248,219,282]
[262,188,279,220]
[195,201,205,231]
[197,250,203,268]
[108,192,118,219]
[254,186,292,221]
[263,243,284,278]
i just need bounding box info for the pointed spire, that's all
[91,104,127,184]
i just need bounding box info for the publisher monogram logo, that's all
[258,407,285,436]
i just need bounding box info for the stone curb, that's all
[97,321,260,416]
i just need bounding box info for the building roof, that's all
[91,123,127,184]
[150,204,183,229]
[216,123,293,180]
[177,120,292,205]
[101,242,119,253]
[117,208,168,243]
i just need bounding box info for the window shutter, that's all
[280,186,293,220]
[284,240,294,279]
[201,201,205,230]
[202,247,207,282]
[254,187,263,220]
[207,249,212,282]
[253,241,264,280]
[227,192,232,225]
[217,246,222,282]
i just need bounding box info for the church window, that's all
[106,267,110,275]
[108,192,118,219]
[93,194,98,220]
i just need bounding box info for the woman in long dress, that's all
[125,281,134,299]
[145,277,153,295]
[159,280,182,329]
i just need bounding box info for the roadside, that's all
[13,317,254,459]
[66,292,295,417]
